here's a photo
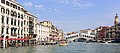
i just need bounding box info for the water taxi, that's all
[59,39,68,46]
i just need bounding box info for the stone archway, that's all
[73,38,87,42]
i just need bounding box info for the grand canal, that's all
[0,42,120,53]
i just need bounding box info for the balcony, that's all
[11,34,17,36]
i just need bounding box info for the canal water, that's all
[0,42,120,53]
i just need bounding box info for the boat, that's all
[59,39,68,46]
[105,41,111,44]
[111,38,120,43]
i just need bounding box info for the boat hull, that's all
[59,43,68,46]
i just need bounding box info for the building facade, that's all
[95,26,110,40]
[36,23,50,41]
[106,14,120,40]
[0,0,37,39]
[40,21,59,36]
[80,29,96,39]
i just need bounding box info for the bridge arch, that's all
[73,38,87,42]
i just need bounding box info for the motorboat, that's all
[59,39,68,46]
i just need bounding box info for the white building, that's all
[80,29,96,38]
[0,0,37,38]
[36,23,50,41]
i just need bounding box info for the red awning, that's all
[0,38,3,40]
[0,38,8,40]
[7,38,28,40]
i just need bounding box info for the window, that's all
[11,10,14,16]
[27,28,29,32]
[1,0,5,4]
[1,7,5,13]
[24,27,25,32]
[21,21,23,27]
[18,20,20,26]
[11,28,13,35]
[2,16,4,24]
[13,5,17,9]
[118,24,120,26]
[2,27,4,34]
[6,28,9,34]
[14,19,16,26]
[115,28,117,30]
[6,17,9,24]
[21,14,23,19]
[13,12,17,17]
[119,28,120,30]
[10,3,13,7]
[18,7,20,10]
[11,19,13,25]
[6,1,9,6]
[27,21,29,25]
[18,13,20,18]
[24,20,26,25]
[6,9,9,15]
[21,30,23,35]
[18,30,20,35]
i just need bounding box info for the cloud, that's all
[34,4,63,14]
[71,0,83,7]
[51,0,94,8]
[24,1,33,7]
[35,4,45,10]
[47,8,63,14]
[52,0,69,4]
[23,1,63,14]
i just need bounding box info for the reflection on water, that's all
[0,42,120,53]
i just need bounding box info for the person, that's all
[15,43,18,48]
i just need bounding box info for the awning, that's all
[7,38,28,40]
[0,38,3,40]
[0,38,28,40]
[0,38,8,40]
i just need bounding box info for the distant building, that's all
[40,21,62,41]
[80,29,96,38]
[40,21,59,36]
[106,14,120,40]
[36,22,50,41]
[95,26,110,40]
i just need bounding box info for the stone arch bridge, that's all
[65,32,95,42]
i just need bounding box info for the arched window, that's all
[1,27,4,34]
[13,11,17,17]
[1,7,5,13]
[18,13,20,18]
[6,1,9,6]
[2,16,4,24]
[6,27,9,34]
[6,17,9,24]
[14,19,16,26]
[1,0,5,4]
[11,18,13,25]
[6,9,9,15]
[11,10,14,16]
[21,14,23,19]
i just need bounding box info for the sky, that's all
[16,0,120,32]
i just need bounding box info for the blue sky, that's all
[17,0,120,32]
